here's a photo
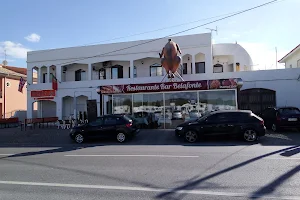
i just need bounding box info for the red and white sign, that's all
[99,78,241,94]
[31,90,56,100]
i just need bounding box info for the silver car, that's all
[172,110,183,120]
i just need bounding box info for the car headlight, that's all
[176,127,183,130]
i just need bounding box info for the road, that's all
[0,128,299,200]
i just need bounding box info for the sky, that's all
[0,0,299,70]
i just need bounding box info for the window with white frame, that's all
[297,59,300,68]
[75,69,87,81]
[111,65,123,79]
[195,62,205,73]
[150,64,163,76]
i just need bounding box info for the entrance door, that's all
[239,88,276,115]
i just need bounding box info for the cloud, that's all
[0,41,31,59]
[239,42,288,70]
[24,33,41,42]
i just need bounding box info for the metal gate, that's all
[239,88,276,114]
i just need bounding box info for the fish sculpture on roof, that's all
[159,39,184,82]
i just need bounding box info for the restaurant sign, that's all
[99,78,242,94]
[31,89,56,100]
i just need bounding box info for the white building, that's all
[279,44,300,68]
[26,33,300,129]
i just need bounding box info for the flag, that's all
[18,77,27,93]
[52,74,58,90]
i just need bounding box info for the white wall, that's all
[285,48,300,68]
[134,58,162,77]
[64,64,88,82]
[213,55,234,72]
[213,43,253,71]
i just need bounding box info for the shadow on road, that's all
[155,145,300,199]
[250,164,300,199]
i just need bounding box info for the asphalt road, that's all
[0,128,299,200]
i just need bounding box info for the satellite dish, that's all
[2,60,8,66]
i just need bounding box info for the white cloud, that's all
[0,41,31,59]
[25,33,41,42]
[239,42,288,70]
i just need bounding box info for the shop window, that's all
[128,66,137,78]
[111,65,123,79]
[99,68,106,80]
[75,69,86,81]
[182,63,187,74]
[150,64,163,76]
[195,62,205,73]
[213,64,223,73]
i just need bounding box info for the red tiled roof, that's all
[278,44,300,63]
[2,65,27,75]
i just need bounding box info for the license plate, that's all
[288,118,298,121]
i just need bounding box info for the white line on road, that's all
[0,154,13,156]
[64,154,199,158]
[0,180,298,200]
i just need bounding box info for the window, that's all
[195,62,205,73]
[150,64,163,76]
[182,63,187,74]
[75,69,86,81]
[99,68,106,80]
[279,108,300,115]
[297,59,300,68]
[42,73,47,83]
[104,117,117,125]
[128,66,137,78]
[213,64,223,73]
[89,118,103,126]
[111,65,123,79]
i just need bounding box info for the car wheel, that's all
[243,129,257,142]
[185,130,198,143]
[74,133,84,144]
[271,123,278,132]
[116,132,126,143]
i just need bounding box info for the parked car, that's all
[175,110,266,143]
[259,107,300,132]
[70,114,140,143]
[172,110,183,120]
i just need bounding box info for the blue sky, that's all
[0,0,299,70]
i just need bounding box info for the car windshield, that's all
[279,108,300,115]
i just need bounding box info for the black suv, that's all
[259,107,300,132]
[70,115,140,143]
[175,110,266,143]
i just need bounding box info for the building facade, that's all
[26,33,300,129]
[0,65,37,119]
[279,44,300,68]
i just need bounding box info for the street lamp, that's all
[2,51,8,118]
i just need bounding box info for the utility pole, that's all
[2,50,8,118]
[275,47,278,69]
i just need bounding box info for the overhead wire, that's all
[31,0,281,67]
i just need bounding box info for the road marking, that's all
[64,154,199,158]
[0,180,298,200]
[0,154,13,156]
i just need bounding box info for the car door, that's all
[86,117,104,138]
[201,113,224,136]
[102,116,118,138]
